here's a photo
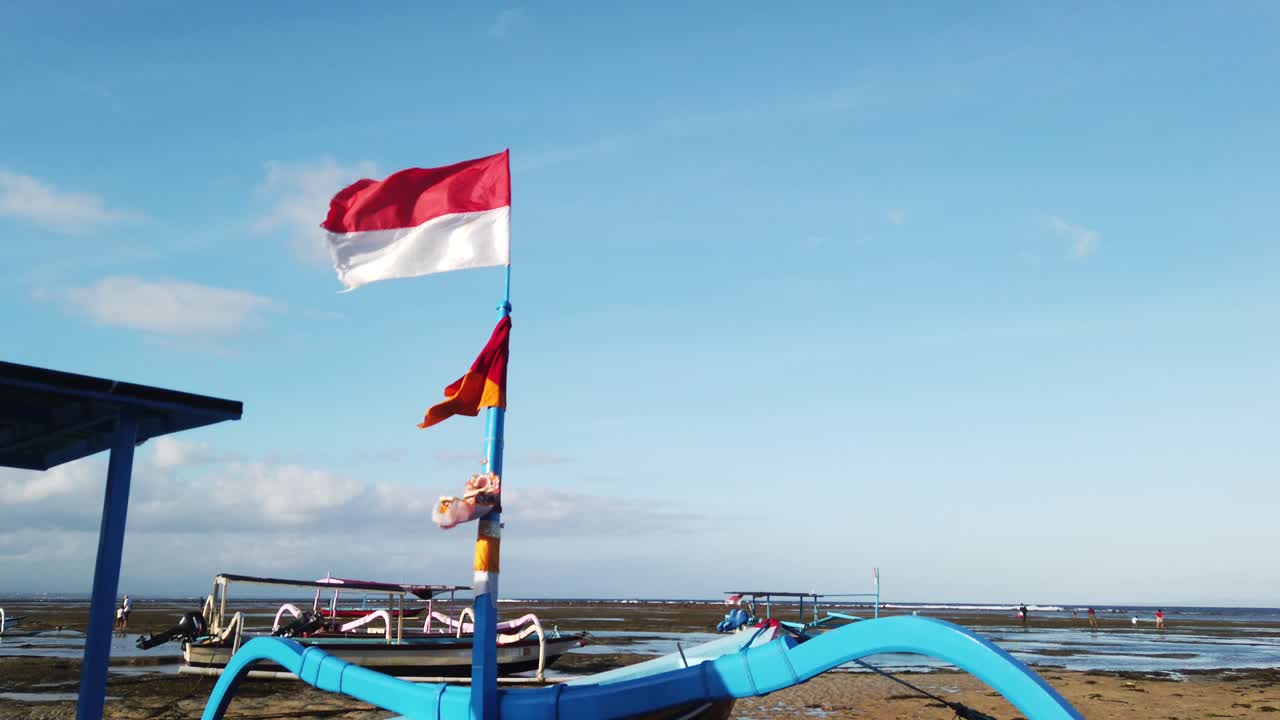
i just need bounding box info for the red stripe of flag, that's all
[323,150,510,234]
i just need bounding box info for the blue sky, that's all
[1,2,1277,606]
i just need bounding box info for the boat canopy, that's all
[216,573,469,599]
[724,590,822,599]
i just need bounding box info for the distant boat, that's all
[0,607,25,635]
[717,589,881,634]
[138,573,585,679]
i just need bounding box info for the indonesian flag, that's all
[322,150,510,291]
[419,316,511,429]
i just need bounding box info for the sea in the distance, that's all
[2,596,1277,678]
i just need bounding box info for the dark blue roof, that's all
[0,361,242,471]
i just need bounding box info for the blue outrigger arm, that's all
[199,615,1082,720]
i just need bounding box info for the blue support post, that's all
[471,265,511,720]
[77,412,139,720]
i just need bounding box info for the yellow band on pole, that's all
[474,536,500,573]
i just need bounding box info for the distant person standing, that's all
[121,594,132,630]
[1087,607,1098,629]
[1019,604,1028,625]
[1155,609,1166,630]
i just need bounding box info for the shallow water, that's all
[3,599,1278,677]
[987,625,1280,672]
[0,631,177,662]
[3,623,1276,676]
[0,691,108,702]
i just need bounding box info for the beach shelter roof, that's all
[0,360,241,470]
[0,360,242,720]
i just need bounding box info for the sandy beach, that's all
[3,600,1278,719]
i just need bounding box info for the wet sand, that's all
[3,600,1278,718]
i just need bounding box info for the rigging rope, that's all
[851,658,997,720]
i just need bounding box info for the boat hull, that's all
[184,634,583,678]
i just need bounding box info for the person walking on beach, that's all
[1156,609,1166,630]
[120,594,132,630]
[1019,604,1028,625]
[1087,607,1098,629]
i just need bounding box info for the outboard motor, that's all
[272,610,324,638]
[136,611,207,650]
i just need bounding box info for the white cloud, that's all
[503,487,698,536]
[887,208,907,225]
[255,158,377,265]
[231,462,372,526]
[0,460,98,505]
[0,528,88,563]
[0,169,130,232]
[0,447,707,592]
[0,448,695,539]
[1048,215,1100,258]
[62,276,278,338]
[149,437,219,470]
[489,9,522,38]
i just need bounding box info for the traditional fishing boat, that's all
[718,585,881,633]
[137,572,585,679]
[192,150,1084,719]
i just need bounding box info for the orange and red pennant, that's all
[418,317,511,429]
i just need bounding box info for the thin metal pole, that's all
[77,412,139,720]
[471,264,511,720]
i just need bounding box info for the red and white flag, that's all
[321,150,510,290]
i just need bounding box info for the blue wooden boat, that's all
[137,573,584,680]
[198,613,1082,719]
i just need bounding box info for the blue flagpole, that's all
[471,264,510,720]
